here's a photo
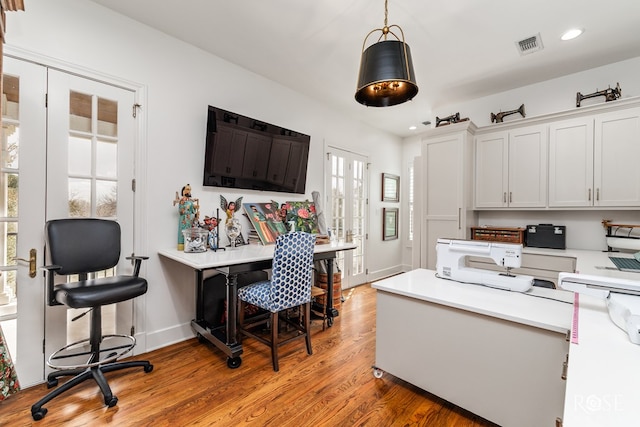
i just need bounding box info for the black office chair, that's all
[31,218,153,421]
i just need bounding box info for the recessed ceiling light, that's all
[409,125,417,130]
[561,28,584,41]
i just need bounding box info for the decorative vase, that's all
[225,217,242,248]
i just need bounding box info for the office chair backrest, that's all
[269,232,316,310]
[46,218,121,275]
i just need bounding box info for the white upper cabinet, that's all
[549,118,594,207]
[475,125,547,208]
[594,108,640,207]
[549,107,640,207]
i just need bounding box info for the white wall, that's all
[7,0,404,351]
[403,57,640,265]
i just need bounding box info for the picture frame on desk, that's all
[383,208,398,241]
[382,173,399,202]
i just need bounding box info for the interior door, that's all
[325,147,368,288]
[0,56,137,387]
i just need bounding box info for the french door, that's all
[325,147,368,288]
[0,56,137,387]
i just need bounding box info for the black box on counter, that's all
[525,224,566,249]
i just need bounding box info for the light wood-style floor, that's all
[0,284,497,426]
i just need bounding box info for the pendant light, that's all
[355,0,418,107]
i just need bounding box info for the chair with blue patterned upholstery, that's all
[237,232,316,371]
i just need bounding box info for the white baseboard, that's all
[145,322,195,353]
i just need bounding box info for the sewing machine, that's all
[436,238,533,292]
[559,272,640,344]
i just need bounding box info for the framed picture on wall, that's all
[382,173,399,202]
[383,207,399,241]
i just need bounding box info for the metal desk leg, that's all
[325,258,339,327]
[191,270,243,368]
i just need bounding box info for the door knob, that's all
[14,248,37,278]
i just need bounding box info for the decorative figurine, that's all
[435,112,469,127]
[203,210,224,252]
[173,184,200,250]
[490,104,525,123]
[576,82,621,107]
[221,195,244,247]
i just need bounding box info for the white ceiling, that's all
[88,0,640,137]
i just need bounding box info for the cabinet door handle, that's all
[458,208,461,230]
[561,354,569,380]
[588,188,591,201]
[503,192,506,203]
[509,192,512,203]
[596,188,600,201]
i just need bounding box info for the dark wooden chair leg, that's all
[304,302,312,355]
[271,312,279,371]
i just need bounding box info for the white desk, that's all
[159,241,356,368]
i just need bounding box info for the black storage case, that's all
[203,270,268,327]
[525,224,566,249]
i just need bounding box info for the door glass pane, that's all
[68,178,91,217]
[97,97,118,137]
[96,180,117,217]
[68,136,91,175]
[69,91,92,133]
[0,74,19,320]
[96,139,117,178]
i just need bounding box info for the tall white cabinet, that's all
[419,121,477,269]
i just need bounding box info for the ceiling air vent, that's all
[516,33,544,55]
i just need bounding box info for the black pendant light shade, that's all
[355,40,418,107]
[355,0,418,107]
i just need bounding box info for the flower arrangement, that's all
[284,201,319,234]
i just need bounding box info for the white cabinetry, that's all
[549,107,640,207]
[475,124,547,208]
[419,121,476,269]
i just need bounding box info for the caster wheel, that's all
[197,333,206,343]
[227,356,242,369]
[372,367,384,379]
[144,364,154,373]
[105,396,118,407]
[327,317,334,327]
[47,378,58,388]
[32,408,47,421]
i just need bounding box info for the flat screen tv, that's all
[203,106,310,194]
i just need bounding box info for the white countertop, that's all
[562,292,640,426]
[159,240,357,270]
[372,268,573,334]
[373,249,640,427]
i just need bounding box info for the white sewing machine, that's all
[435,238,533,292]
[559,272,640,344]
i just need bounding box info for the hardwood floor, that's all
[0,284,497,426]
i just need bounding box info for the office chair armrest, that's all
[42,264,63,306]
[126,255,149,277]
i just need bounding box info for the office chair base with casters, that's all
[31,218,153,421]
[31,305,154,421]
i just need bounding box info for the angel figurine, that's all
[220,195,244,247]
